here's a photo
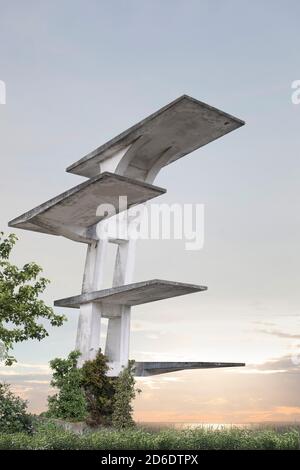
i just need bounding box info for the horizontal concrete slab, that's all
[134,361,245,376]
[8,172,165,239]
[54,279,207,310]
[67,94,245,179]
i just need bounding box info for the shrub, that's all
[47,351,87,421]
[0,382,33,433]
[81,350,116,426]
[112,361,141,430]
[46,351,140,428]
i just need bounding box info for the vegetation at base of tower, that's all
[81,350,116,426]
[0,232,66,366]
[0,421,299,449]
[46,350,140,427]
[0,382,34,433]
[47,351,88,421]
[112,360,141,430]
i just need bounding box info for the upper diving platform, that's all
[66,95,244,180]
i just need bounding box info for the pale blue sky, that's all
[0,0,300,422]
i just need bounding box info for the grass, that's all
[0,421,299,450]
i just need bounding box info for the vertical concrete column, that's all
[105,237,136,372]
[76,238,108,366]
[75,301,102,365]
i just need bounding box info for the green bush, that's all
[47,351,87,421]
[0,382,33,433]
[81,350,116,426]
[112,361,141,430]
[46,351,139,428]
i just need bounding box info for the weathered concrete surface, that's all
[54,279,207,310]
[8,172,165,240]
[134,361,245,376]
[66,95,245,179]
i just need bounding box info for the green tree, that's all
[81,349,116,426]
[0,232,65,365]
[112,361,141,430]
[0,382,33,433]
[47,351,87,421]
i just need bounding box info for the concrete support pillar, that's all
[76,238,108,366]
[105,306,131,370]
[105,238,136,373]
[76,301,102,365]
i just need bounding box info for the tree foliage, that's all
[0,382,33,433]
[112,361,141,430]
[81,350,116,426]
[46,350,140,428]
[47,351,87,421]
[0,232,65,365]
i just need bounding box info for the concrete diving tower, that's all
[9,95,245,376]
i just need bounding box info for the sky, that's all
[0,0,300,423]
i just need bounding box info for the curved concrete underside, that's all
[8,172,165,242]
[133,362,245,376]
[67,95,245,180]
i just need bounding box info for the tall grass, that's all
[0,422,299,450]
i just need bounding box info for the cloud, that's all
[252,320,276,327]
[250,355,300,373]
[0,362,50,376]
[24,380,50,384]
[161,376,183,383]
[201,397,228,406]
[258,328,300,340]
[146,334,160,340]
[0,364,52,413]
[274,406,300,416]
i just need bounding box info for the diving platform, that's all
[9,172,165,242]
[67,95,244,180]
[54,279,207,312]
[133,362,246,377]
